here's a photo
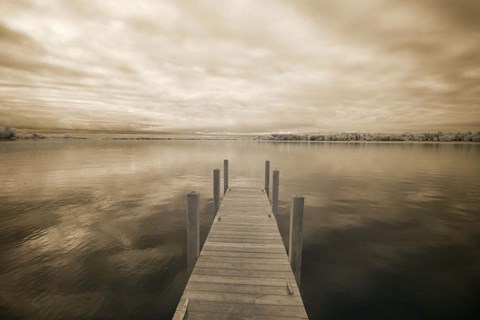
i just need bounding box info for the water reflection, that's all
[0,140,479,319]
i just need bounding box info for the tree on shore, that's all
[0,125,17,140]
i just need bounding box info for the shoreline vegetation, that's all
[258,132,480,142]
[0,126,248,141]
[1,126,480,142]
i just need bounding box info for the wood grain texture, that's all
[224,159,229,195]
[265,160,270,198]
[187,192,199,276]
[213,168,220,216]
[289,196,305,287]
[172,186,308,320]
[272,170,280,216]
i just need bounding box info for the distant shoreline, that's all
[1,137,479,144]
[1,130,480,143]
[256,140,480,144]
[0,134,254,141]
[257,132,480,143]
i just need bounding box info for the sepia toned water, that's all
[1,140,479,320]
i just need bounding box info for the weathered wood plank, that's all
[209,229,280,236]
[208,232,281,239]
[209,230,280,236]
[201,245,286,254]
[215,215,272,221]
[184,290,304,306]
[188,274,289,287]
[216,211,273,216]
[199,255,290,266]
[213,222,276,228]
[200,250,287,260]
[187,300,308,319]
[171,298,187,320]
[205,242,285,249]
[196,260,291,272]
[186,281,292,296]
[210,230,279,236]
[212,222,277,228]
[209,229,279,235]
[192,267,293,279]
[214,215,273,220]
[183,311,307,320]
[206,237,282,244]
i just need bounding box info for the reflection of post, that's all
[289,196,304,287]
[213,169,220,216]
[187,192,199,276]
[264,160,270,198]
[224,159,229,195]
[272,170,279,215]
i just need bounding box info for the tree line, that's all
[258,131,480,142]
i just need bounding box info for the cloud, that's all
[0,0,479,133]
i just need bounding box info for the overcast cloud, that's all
[0,0,479,133]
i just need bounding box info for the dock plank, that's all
[193,267,293,279]
[186,281,293,296]
[184,290,304,306]
[187,300,308,319]
[199,255,290,265]
[195,261,292,272]
[200,250,287,259]
[189,274,290,287]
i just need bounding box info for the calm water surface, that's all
[0,140,479,319]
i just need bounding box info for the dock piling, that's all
[264,160,270,197]
[213,168,220,216]
[186,192,199,275]
[224,159,229,195]
[272,170,279,215]
[289,195,304,287]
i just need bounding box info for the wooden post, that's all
[272,170,279,215]
[187,192,199,276]
[289,196,304,287]
[224,159,229,195]
[213,168,220,216]
[264,160,270,197]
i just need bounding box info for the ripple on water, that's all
[0,140,479,319]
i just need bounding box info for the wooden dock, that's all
[172,185,309,319]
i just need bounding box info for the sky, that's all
[0,0,479,133]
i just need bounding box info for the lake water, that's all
[1,140,479,319]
